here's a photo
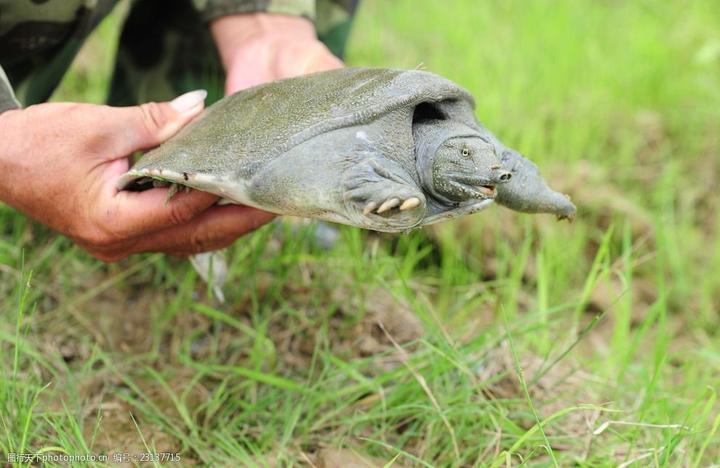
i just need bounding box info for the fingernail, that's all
[170,89,207,115]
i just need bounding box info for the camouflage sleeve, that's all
[192,0,316,22]
[0,65,20,114]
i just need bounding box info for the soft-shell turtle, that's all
[118,68,576,230]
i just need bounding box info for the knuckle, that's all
[168,202,197,225]
[138,101,168,138]
[189,227,222,254]
[167,228,239,257]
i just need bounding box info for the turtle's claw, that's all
[344,158,426,220]
[365,196,422,215]
[378,198,400,213]
[363,201,378,215]
[400,197,421,211]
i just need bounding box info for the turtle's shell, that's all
[119,68,478,189]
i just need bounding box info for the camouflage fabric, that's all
[108,0,359,106]
[193,0,316,22]
[0,0,117,109]
[0,0,359,112]
[0,65,19,113]
[316,0,359,57]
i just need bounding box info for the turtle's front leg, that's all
[343,158,426,232]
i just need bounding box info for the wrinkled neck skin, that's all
[414,120,484,206]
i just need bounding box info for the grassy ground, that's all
[2,0,719,465]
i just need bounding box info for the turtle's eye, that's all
[461,147,470,157]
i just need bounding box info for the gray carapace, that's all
[118,68,576,232]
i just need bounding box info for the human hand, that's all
[210,13,344,94]
[0,91,274,261]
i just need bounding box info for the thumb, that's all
[113,89,208,155]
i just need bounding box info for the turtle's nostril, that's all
[497,170,512,183]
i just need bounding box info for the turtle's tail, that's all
[494,148,576,221]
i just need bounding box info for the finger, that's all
[225,69,274,94]
[284,42,344,76]
[103,187,221,238]
[130,204,276,256]
[102,89,208,158]
[303,49,344,74]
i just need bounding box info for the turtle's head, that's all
[415,121,512,204]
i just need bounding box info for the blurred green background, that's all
[1,0,719,465]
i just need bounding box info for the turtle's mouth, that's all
[454,176,498,199]
[478,185,496,198]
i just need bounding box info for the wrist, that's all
[210,13,317,71]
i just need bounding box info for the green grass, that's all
[2,0,720,465]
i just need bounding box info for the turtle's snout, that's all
[472,167,512,198]
[490,165,513,184]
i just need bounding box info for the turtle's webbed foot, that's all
[344,159,426,230]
